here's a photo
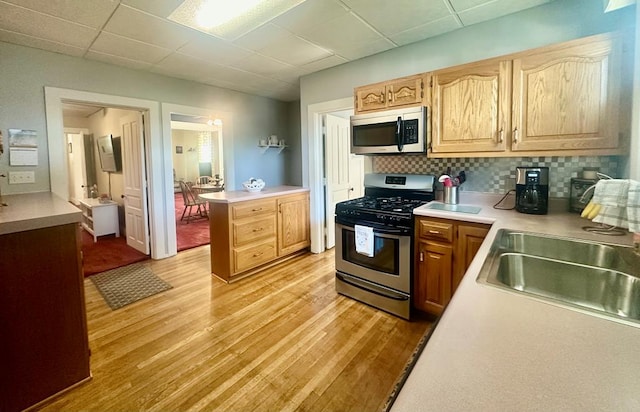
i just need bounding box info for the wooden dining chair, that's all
[178,181,207,223]
[197,176,213,185]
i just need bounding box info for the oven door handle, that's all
[335,218,410,236]
[336,273,409,301]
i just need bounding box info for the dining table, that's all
[192,184,224,193]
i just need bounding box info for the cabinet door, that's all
[277,194,310,256]
[355,84,387,113]
[431,59,510,154]
[512,34,621,151]
[453,224,489,290]
[387,76,424,108]
[414,240,453,316]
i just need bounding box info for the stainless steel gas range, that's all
[334,173,436,319]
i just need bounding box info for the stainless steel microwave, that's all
[350,106,427,155]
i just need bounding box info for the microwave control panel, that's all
[403,119,419,143]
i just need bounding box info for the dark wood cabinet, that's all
[0,223,90,411]
[414,217,490,316]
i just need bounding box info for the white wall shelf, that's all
[258,144,287,154]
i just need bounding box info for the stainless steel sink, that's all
[477,229,640,324]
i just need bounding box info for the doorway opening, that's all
[307,98,371,253]
[170,115,225,251]
[160,102,234,254]
[323,110,366,249]
[62,102,150,276]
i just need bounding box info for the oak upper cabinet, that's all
[355,74,427,114]
[431,59,511,154]
[511,33,621,152]
[414,217,490,316]
[277,192,310,256]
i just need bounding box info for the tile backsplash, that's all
[373,155,623,198]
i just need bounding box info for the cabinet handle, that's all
[428,230,440,234]
[498,128,504,143]
[380,91,385,103]
[253,227,264,232]
[252,207,263,212]
[419,252,424,262]
[513,127,519,144]
[253,252,264,257]
[388,90,392,102]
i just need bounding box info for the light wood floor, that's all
[38,247,433,411]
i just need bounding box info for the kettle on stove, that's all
[515,166,549,215]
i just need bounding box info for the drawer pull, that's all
[428,230,440,234]
[253,252,264,257]
[252,207,263,212]
[253,227,264,232]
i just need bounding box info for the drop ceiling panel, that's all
[120,0,183,18]
[0,0,567,101]
[103,5,194,50]
[457,0,551,26]
[91,32,173,64]
[234,24,292,52]
[86,50,155,71]
[343,0,452,36]
[177,32,253,65]
[252,29,333,66]
[0,28,85,56]
[0,1,97,49]
[271,0,348,34]
[301,12,392,58]
[231,53,294,76]
[3,0,118,29]
[389,15,461,46]
[299,54,348,73]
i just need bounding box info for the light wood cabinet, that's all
[511,33,621,152]
[429,32,623,157]
[277,193,310,256]
[355,74,427,114]
[414,217,490,316]
[431,59,511,154]
[209,191,310,282]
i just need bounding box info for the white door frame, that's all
[306,97,354,253]
[44,87,171,259]
[161,102,235,254]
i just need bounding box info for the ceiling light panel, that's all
[168,0,305,40]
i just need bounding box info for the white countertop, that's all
[199,185,308,204]
[0,192,82,235]
[392,192,640,411]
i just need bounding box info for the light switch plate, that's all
[9,171,35,184]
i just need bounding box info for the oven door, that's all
[335,222,411,293]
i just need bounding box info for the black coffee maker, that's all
[515,166,549,215]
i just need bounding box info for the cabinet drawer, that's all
[231,199,276,220]
[234,239,277,272]
[418,219,454,242]
[233,216,276,247]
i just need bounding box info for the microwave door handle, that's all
[396,116,404,151]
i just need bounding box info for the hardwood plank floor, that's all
[37,247,433,411]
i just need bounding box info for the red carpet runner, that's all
[82,193,210,277]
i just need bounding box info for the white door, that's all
[121,112,150,254]
[66,132,86,205]
[324,114,364,249]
